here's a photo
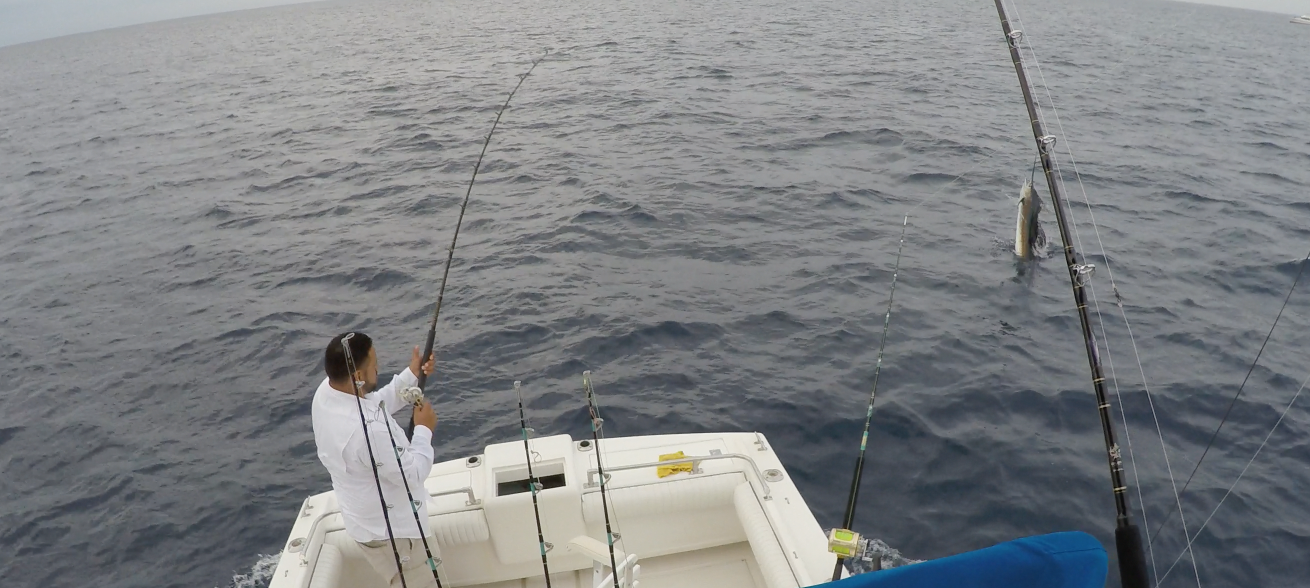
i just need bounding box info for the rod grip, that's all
[1115,523,1149,588]
[410,327,438,440]
[416,326,437,391]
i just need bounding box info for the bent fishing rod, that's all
[515,381,554,587]
[341,333,411,588]
[405,50,549,436]
[992,3,1149,587]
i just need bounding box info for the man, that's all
[312,332,441,588]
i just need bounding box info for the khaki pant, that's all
[358,537,442,588]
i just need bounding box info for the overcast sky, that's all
[1180,0,1310,13]
[1,0,1308,49]
[0,0,316,48]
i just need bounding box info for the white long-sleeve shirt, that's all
[311,367,434,541]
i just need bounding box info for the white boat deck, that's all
[271,432,836,588]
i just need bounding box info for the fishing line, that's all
[1002,1,1178,580]
[902,157,985,218]
[1156,366,1310,585]
[831,215,908,582]
[406,50,549,436]
[515,381,554,587]
[1148,248,1310,548]
[341,333,409,588]
[823,83,1030,579]
[899,130,1033,223]
[994,3,1151,586]
[1002,1,1186,580]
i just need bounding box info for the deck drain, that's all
[763,469,784,482]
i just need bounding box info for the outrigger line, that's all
[515,381,554,587]
[991,2,1150,587]
[581,371,623,587]
[829,215,909,582]
[407,50,550,436]
[1148,247,1310,548]
[340,333,413,588]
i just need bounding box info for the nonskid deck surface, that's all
[273,432,835,588]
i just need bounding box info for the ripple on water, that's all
[1,0,1309,587]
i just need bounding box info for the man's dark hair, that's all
[325,332,373,382]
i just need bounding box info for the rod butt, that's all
[1115,523,1150,588]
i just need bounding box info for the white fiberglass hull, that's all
[1292,15,1310,24]
[270,432,837,588]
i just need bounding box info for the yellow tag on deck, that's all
[656,451,692,478]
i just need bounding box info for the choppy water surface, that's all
[2,0,1309,586]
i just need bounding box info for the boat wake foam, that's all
[832,532,924,575]
[220,553,279,588]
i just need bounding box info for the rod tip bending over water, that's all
[405,51,549,439]
[413,50,550,394]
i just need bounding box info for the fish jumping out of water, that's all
[1014,179,1046,258]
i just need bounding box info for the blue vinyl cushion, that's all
[827,532,1107,588]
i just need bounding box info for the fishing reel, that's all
[401,386,426,440]
[400,386,425,406]
[827,528,862,558]
[828,528,884,574]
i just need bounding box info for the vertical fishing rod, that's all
[377,394,445,588]
[992,3,1149,587]
[341,333,409,588]
[515,381,554,587]
[408,50,550,435]
[830,216,908,582]
[581,371,622,586]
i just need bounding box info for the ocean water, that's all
[2,0,1308,586]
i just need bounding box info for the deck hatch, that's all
[493,460,567,496]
